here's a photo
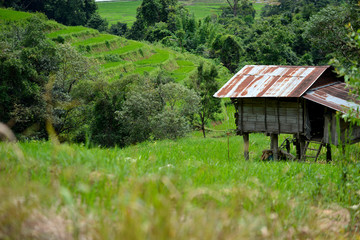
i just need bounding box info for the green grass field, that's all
[46,26,96,39]
[97,0,141,26]
[71,33,118,46]
[96,0,265,27]
[1,136,359,239]
[0,8,32,21]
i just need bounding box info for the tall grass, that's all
[1,135,359,239]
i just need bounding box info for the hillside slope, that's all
[0,8,230,84]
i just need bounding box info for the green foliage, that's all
[151,110,190,139]
[4,0,98,26]
[189,63,221,138]
[213,34,242,73]
[86,13,108,32]
[0,16,59,136]
[115,79,162,144]
[108,21,128,36]
[2,0,45,13]
[128,0,180,40]
[45,0,98,26]
[91,90,126,147]
[0,16,102,141]
[222,0,256,19]
[261,0,344,19]
[332,27,360,124]
[127,18,147,40]
[144,22,173,42]
[304,2,360,65]
[241,17,301,65]
[113,73,200,144]
[52,44,99,141]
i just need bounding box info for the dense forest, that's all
[1,0,360,146]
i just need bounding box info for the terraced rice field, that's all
[0,8,228,84]
[45,21,223,83]
[96,0,266,27]
[0,8,32,21]
[96,0,141,26]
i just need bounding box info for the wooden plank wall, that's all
[324,112,360,145]
[235,98,304,134]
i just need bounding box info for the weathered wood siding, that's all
[234,98,304,134]
[324,112,360,145]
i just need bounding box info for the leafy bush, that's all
[86,13,108,32]
[108,21,128,36]
[151,110,190,139]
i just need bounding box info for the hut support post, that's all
[326,144,332,162]
[294,134,301,160]
[243,133,249,161]
[270,133,279,161]
[299,136,306,161]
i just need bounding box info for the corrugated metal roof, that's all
[214,65,329,98]
[303,82,360,114]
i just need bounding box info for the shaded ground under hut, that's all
[214,65,360,161]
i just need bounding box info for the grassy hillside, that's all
[0,8,230,84]
[43,14,230,83]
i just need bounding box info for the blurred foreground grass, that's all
[0,137,360,239]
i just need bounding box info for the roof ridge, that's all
[306,82,342,92]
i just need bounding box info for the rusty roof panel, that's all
[214,65,329,98]
[303,82,360,113]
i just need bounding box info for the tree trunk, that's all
[200,113,206,138]
[202,125,206,138]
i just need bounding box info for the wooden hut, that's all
[214,65,360,161]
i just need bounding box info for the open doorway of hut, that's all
[306,101,325,141]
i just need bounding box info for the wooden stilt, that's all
[299,136,306,161]
[270,133,278,161]
[294,134,301,160]
[243,133,249,161]
[326,144,332,163]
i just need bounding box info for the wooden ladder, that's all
[302,141,324,162]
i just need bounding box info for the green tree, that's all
[223,0,255,19]
[242,17,301,65]
[151,82,200,139]
[190,63,221,138]
[109,22,128,36]
[51,44,99,141]
[44,0,97,26]
[2,0,45,12]
[91,90,127,147]
[332,27,360,123]
[86,13,108,32]
[0,16,101,141]
[305,3,360,65]
[116,80,162,144]
[144,22,173,42]
[212,34,242,72]
[128,0,178,40]
[0,16,59,137]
